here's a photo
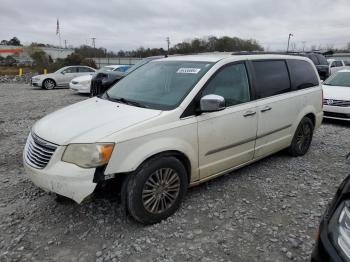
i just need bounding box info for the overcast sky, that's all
[1,0,349,52]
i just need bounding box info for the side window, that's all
[62,67,77,74]
[287,59,319,90]
[201,63,250,107]
[335,61,343,67]
[344,60,350,66]
[252,60,291,98]
[79,67,94,72]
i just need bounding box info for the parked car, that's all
[23,53,323,224]
[30,66,96,89]
[311,155,350,262]
[328,59,350,75]
[90,56,166,96]
[70,65,131,94]
[298,53,330,80]
[323,69,350,121]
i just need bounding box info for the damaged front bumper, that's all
[23,146,97,203]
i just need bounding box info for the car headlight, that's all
[62,143,114,168]
[32,77,40,81]
[80,80,91,85]
[329,201,350,260]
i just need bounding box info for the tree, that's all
[8,37,21,46]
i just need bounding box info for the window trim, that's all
[180,61,254,118]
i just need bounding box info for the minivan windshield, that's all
[105,61,214,110]
[324,72,350,87]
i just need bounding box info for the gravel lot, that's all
[1,83,350,262]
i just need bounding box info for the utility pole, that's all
[91,38,96,48]
[64,40,67,49]
[287,33,293,53]
[166,37,170,54]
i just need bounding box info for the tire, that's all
[43,79,56,90]
[288,117,314,156]
[127,156,188,224]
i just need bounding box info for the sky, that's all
[1,0,349,52]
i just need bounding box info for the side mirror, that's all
[200,94,225,113]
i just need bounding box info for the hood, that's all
[32,98,162,145]
[323,85,350,101]
[71,75,92,83]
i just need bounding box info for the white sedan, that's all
[69,65,131,94]
[323,69,350,121]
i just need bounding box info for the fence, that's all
[89,57,143,68]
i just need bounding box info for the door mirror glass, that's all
[200,94,225,112]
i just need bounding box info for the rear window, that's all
[287,59,319,90]
[253,60,291,98]
[315,54,328,65]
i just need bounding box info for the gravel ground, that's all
[1,83,350,262]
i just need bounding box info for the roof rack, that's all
[231,51,326,56]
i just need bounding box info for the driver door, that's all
[197,62,258,179]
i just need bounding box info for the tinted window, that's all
[62,67,78,73]
[202,63,250,107]
[79,67,94,72]
[306,54,319,65]
[287,60,319,90]
[253,60,291,98]
[315,54,328,65]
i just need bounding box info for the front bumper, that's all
[69,82,91,93]
[23,143,97,203]
[311,220,344,262]
[30,79,42,87]
[323,105,350,121]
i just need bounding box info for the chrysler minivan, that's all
[23,53,323,224]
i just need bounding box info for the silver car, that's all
[31,66,96,89]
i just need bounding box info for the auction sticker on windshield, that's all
[177,68,201,74]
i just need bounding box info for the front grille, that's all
[324,111,350,119]
[323,99,350,107]
[25,133,57,169]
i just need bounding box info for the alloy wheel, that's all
[142,168,180,214]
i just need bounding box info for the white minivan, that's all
[23,53,323,224]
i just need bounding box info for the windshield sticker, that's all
[177,68,201,74]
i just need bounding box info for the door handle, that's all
[261,106,272,113]
[243,110,256,117]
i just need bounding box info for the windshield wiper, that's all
[110,96,149,108]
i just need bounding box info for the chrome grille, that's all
[323,99,350,107]
[25,133,57,169]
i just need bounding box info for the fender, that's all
[104,123,199,182]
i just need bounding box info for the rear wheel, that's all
[43,79,56,90]
[126,156,188,224]
[288,117,314,156]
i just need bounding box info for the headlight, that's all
[32,77,40,81]
[62,143,114,168]
[330,201,350,260]
[80,80,91,85]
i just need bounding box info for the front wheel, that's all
[126,156,188,224]
[288,117,314,156]
[43,79,56,90]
